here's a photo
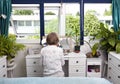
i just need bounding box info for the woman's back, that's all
[41,45,64,76]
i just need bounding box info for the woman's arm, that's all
[60,49,65,66]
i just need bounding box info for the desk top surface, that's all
[26,52,86,59]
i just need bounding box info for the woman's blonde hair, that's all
[46,32,59,45]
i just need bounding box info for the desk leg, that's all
[63,60,68,77]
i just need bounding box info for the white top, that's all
[109,51,120,60]
[67,52,86,58]
[26,54,41,58]
[87,58,102,62]
[41,45,65,76]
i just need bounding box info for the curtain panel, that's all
[112,0,120,32]
[0,0,12,36]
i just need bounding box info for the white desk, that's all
[25,54,43,77]
[65,52,86,77]
[0,56,7,78]
[25,52,86,77]
[64,52,86,60]
[87,58,102,77]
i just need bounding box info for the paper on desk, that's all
[60,38,70,50]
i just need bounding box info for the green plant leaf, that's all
[92,43,99,56]
[100,39,107,46]
[116,43,120,53]
[108,38,115,47]
[0,34,25,60]
[92,50,96,56]
[92,43,99,51]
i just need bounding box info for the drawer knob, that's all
[34,70,36,72]
[33,62,36,64]
[3,65,5,68]
[76,70,79,72]
[109,58,111,60]
[109,76,111,79]
[109,67,111,70]
[118,76,120,78]
[3,74,6,77]
[118,65,120,67]
[76,61,79,63]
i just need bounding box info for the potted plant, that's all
[66,15,80,53]
[91,22,120,61]
[85,40,101,58]
[0,34,25,61]
[73,27,80,53]
[96,23,120,54]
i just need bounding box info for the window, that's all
[65,3,80,42]
[44,3,80,37]
[84,3,111,37]
[18,21,24,26]
[9,3,111,40]
[105,20,110,25]
[44,3,60,35]
[25,21,32,26]
[34,20,40,26]
[9,4,40,39]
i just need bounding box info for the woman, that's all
[41,32,65,77]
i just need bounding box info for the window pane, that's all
[9,4,40,39]
[44,3,59,35]
[25,21,32,26]
[84,3,111,37]
[65,3,80,44]
[13,21,17,27]
[18,21,24,26]
[34,20,40,26]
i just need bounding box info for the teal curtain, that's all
[112,0,120,32]
[0,0,12,36]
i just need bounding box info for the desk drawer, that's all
[108,70,120,84]
[26,58,42,66]
[69,65,85,73]
[0,69,7,78]
[0,57,6,70]
[26,66,43,75]
[0,61,6,71]
[108,62,120,82]
[108,54,120,71]
[69,58,86,65]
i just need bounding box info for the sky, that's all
[65,3,111,16]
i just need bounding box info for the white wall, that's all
[13,39,42,77]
